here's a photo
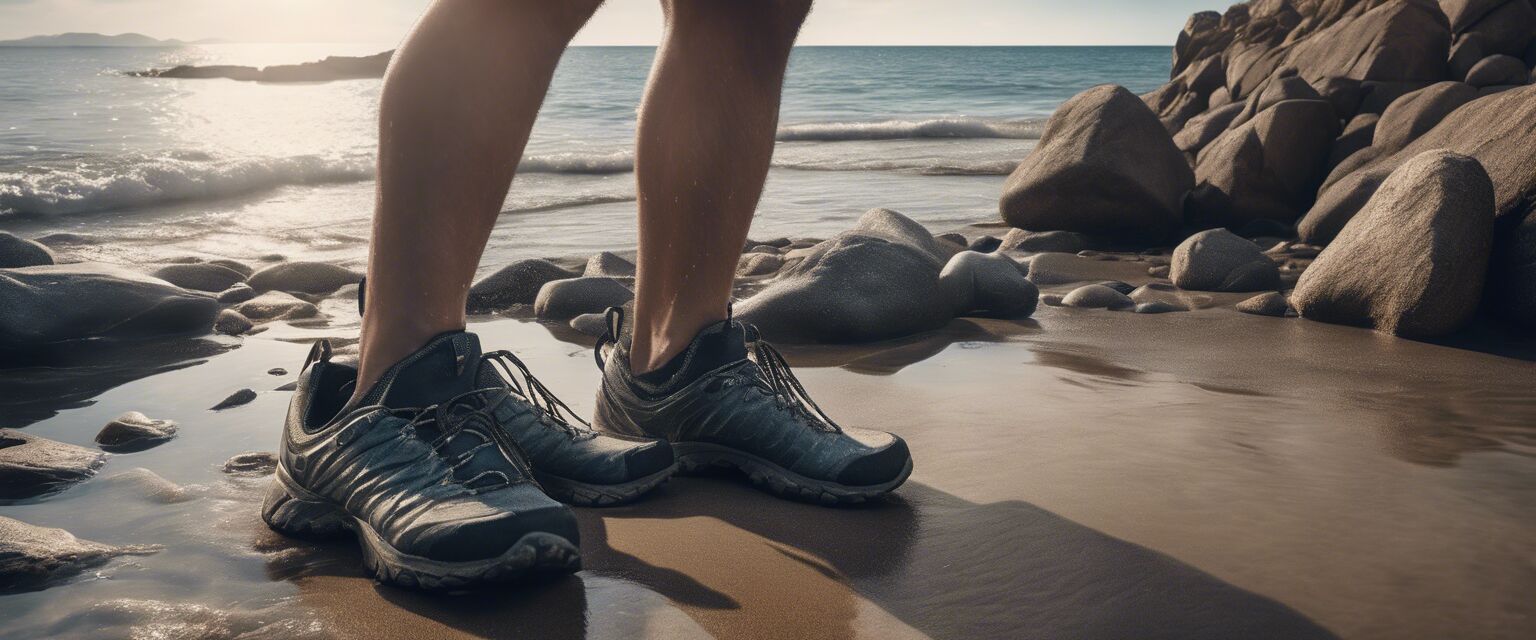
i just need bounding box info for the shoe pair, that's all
[262,310,912,589]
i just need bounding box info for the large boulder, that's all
[583,252,636,278]
[1281,0,1451,88]
[1228,73,1322,130]
[1294,150,1495,338]
[1300,85,1536,243]
[0,516,158,592]
[1172,10,1227,77]
[533,277,633,320]
[246,261,361,295]
[1370,81,1480,153]
[0,233,54,268]
[1000,85,1193,241]
[1464,54,1529,87]
[1173,102,1244,157]
[1170,228,1281,292]
[0,429,105,499]
[1453,0,1536,56]
[737,209,958,343]
[0,264,220,353]
[466,259,578,313]
[150,263,247,293]
[1187,99,1339,227]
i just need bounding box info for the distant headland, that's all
[0,32,224,47]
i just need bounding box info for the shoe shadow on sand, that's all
[263,476,1337,640]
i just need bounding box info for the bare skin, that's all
[354,0,812,400]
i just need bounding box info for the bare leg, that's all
[355,0,602,399]
[629,0,813,373]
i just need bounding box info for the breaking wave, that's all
[775,117,1046,141]
[0,154,373,217]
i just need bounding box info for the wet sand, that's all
[2,265,1535,639]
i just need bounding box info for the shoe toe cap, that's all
[836,432,911,486]
[411,491,580,562]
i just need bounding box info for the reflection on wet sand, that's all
[0,337,233,428]
[2,311,1535,639]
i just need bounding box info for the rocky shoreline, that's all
[128,51,391,83]
[4,0,1536,599]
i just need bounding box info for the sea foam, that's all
[775,117,1046,142]
[0,154,373,217]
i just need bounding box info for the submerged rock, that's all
[215,283,257,304]
[211,388,258,411]
[1295,150,1495,338]
[1170,229,1281,293]
[1000,85,1193,241]
[0,232,55,268]
[213,309,254,335]
[246,261,361,295]
[0,429,105,500]
[223,451,278,475]
[0,516,160,593]
[1134,301,1185,314]
[534,277,633,320]
[94,412,177,453]
[0,264,221,353]
[1062,284,1135,310]
[150,263,246,293]
[467,259,579,313]
[235,291,319,321]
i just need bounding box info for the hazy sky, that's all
[0,0,1218,45]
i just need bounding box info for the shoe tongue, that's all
[358,331,485,410]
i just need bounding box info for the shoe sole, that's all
[261,470,580,590]
[534,462,678,508]
[673,442,912,505]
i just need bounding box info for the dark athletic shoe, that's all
[262,333,581,590]
[591,308,913,505]
[478,350,676,507]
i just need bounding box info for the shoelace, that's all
[748,337,844,434]
[347,390,522,494]
[594,306,842,433]
[484,349,597,441]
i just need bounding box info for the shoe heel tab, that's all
[302,340,334,373]
[593,306,626,369]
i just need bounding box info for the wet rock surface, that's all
[0,516,160,593]
[534,277,634,320]
[222,451,278,475]
[0,264,220,353]
[94,412,178,453]
[0,429,106,500]
[467,259,579,313]
[210,389,258,411]
[246,262,361,295]
[0,232,55,269]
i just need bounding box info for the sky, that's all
[0,0,1218,46]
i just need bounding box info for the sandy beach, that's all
[3,249,1534,638]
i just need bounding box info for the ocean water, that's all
[0,44,1171,271]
